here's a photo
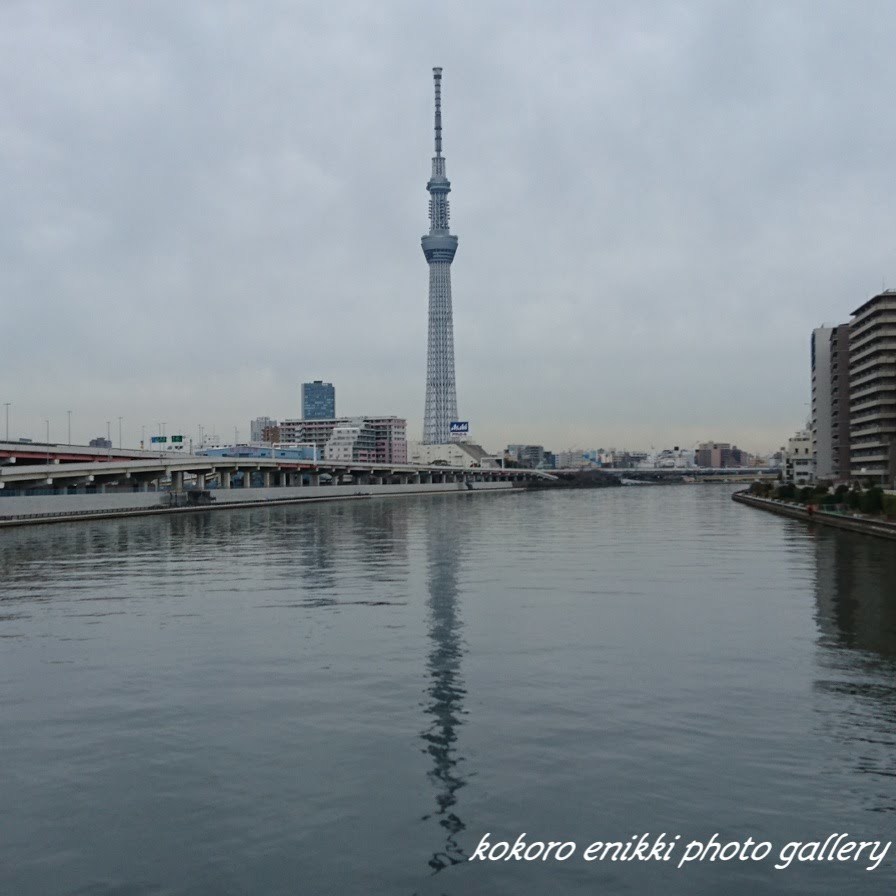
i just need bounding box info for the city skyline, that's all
[2,3,896,452]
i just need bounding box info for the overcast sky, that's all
[2,1,894,454]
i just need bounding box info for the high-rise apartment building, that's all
[849,291,896,485]
[829,324,851,481]
[811,327,835,480]
[421,67,459,444]
[302,381,335,420]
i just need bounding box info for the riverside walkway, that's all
[733,490,896,541]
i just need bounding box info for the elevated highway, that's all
[0,441,555,495]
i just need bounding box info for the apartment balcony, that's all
[849,422,888,438]
[852,374,896,391]
[849,330,896,358]
[849,352,896,379]
[848,340,896,368]
[850,308,896,337]
[849,409,894,432]
[848,382,896,403]
[850,342,896,368]
[850,440,893,458]
[850,421,896,439]
[849,363,896,390]
[851,439,891,455]
[851,465,888,482]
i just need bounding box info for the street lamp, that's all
[45,419,49,467]
[118,416,123,450]
[106,421,111,460]
[67,410,72,445]
[3,402,10,441]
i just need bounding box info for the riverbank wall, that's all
[0,480,514,528]
[733,490,896,541]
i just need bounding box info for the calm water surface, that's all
[2,485,896,895]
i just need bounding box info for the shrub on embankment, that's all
[747,480,893,517]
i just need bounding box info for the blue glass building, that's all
[302,380,335,420]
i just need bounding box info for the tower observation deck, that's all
[421,66,459,445]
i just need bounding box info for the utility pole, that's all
[67,410,72,445]
[3,402,10,441]
[118,416,123,450]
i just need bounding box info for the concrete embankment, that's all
[733,490,896,541]
[0,481,514,528]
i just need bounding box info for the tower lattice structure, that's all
[421,67,459,445]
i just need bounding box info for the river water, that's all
[2,485,896,895]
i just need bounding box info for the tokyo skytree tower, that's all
[421,67,459,445]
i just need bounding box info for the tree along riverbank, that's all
[747,479,896,516]
[733,489,896,542]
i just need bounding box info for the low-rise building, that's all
[324,424,368,462]
[250,416,278,443]
[281,416,407,464]
[506,444,546,468]
[695,442,748,468]
[784,429,814,484]
[408,441,495,468]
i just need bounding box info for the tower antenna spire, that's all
[433,66,443,157]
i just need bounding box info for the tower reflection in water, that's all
[421,502,468,874]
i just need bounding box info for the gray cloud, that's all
[2,0,894,453]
